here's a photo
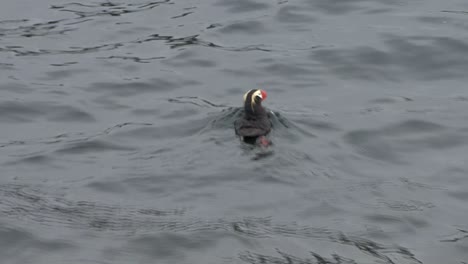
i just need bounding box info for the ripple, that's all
[219,21,268,35]
[0,101,95,123]
[55,139,136,154]
[86,78,183,96]
[4,154,56,167]
[0,184,185,232]
[447,190,468,201]
[380,199,434,212]
[0,42,123,56]
[120,232,218,258]
[50,61,78,66]
[0,19,75,38]
[163,50,217,68]
[130,108,160,116]
[171,11,194,19]
[0,122,154,159]
[238,233,422,264]
[381,120,445,134]
[51,0,171,18]
[0,183,422,264]
[307,0,364,15]
[262,62,316,79]
[344,120,468,162]
[86,181,126,194]
[0,33,216,57]
[111,120,208,140]
[440,229,468,243]
[290,118,341,132]
[365,214,404,224]
[0,226,75,262]
[168,96,227,108]
[96,55,165,63]
[160,108,201,119]
[370,97,412,104]
[42,68,90,80]
[214,0,271,13]
[275,6,318,23]
[313,35,468,81]
[0,83,33,94]
[304,0,398,15]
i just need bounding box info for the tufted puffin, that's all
[234,89,272,146]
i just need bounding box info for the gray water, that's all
[1,0,468,263]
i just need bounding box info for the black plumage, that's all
[234,89,272,144]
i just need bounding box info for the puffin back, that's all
[235,89,272,138]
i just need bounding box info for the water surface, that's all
[1,0,468,263]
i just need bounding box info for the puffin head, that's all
[243,89,267,113]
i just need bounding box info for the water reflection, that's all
[313,35,468,81]
[0,183,422,263]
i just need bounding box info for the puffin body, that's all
[234,89,272,145]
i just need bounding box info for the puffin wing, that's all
[236,127,268,137]
[235,118,271,137]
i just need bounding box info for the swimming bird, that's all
[234,89,272,146]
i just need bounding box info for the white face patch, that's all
[252,89,262,99]
[243,89,262,112]
[243,89,262,102]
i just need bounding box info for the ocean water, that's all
[1,0,468,263]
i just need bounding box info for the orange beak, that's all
[260,90,267,101]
